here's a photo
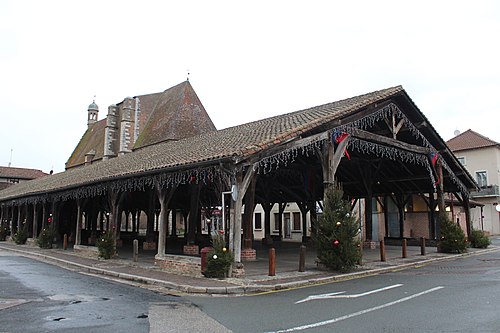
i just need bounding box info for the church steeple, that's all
[87,99,99,128]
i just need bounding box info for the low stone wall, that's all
[155,254,202,277]
[73,245,99,258]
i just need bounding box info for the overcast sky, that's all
[1,0,499,173]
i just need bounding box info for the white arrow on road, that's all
[295,284,403,304]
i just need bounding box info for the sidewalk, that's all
[1,241,498,295]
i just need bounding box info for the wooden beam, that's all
[238,131,330,166]
[350,128,431,155]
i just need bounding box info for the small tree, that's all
[96,231,115,259]
[439,214,468,253]
[204,232,234,278]
[13,227,28,245]
[37,228,56,249]
[469,228,490,249]
[313,185,361,272]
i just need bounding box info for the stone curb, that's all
[1,244,498,295]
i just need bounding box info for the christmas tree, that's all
[313,184,361,272]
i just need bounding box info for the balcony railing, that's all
[471,184,500,197]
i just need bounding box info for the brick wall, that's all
[155,255,202,277]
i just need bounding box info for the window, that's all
[274,213,280,231]
[457,156,466,166]
[293,212,301,230]
[254,213,262,230]
[476,171,487,187]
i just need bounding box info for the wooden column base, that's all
[241,248,257,261]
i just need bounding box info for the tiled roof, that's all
[0,86,404,201]
[134,81,216,148]
[446,129,499,151]
[0,166,48,180]
[65,81,214,169]
[65,119,107,168]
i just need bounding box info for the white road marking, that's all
[295,284,403,304]
[274,286,444,332]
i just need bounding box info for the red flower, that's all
[332,240,339,247]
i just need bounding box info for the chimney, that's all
[85,149,96,166]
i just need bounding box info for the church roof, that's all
[446,129,499,152]
[65,81,215,169]
[134,81,216,148]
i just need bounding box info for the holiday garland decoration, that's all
[3,165,225,206]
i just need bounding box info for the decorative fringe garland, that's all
[2,102,470,207]
[3,165,225,206]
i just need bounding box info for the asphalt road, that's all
[2,240,499,333]
[187,239,500,333]
[0,252,230,333]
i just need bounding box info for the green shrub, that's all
[313,185,361,273]
[37,228,55,249]
[0,225,8,241]
[469,229,490,248]
[204,233,234,278]
[439,214,468,253]
[96,231,115,259]
[13,228,28,245]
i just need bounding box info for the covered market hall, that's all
[0,83,477,276]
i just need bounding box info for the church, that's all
[66,81,217,169]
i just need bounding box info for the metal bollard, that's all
[63,234,68,250]
[402,239,407,258]
[420,237,426,256]
[298,245,306,272]
[380,240,386,262]
[269,248,276,276]
[133,239,139,262]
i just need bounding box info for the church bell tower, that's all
[87,100,99,128]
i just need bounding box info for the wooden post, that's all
[269,248,276,276]
[380,240,386,262]
[420,237,426,256]
[133,239,139,262]
[75,200,82,246]
[298,245,306,272]
[63,234,68,250]
[402,238,407,258]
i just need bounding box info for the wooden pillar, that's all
[429,192,436,239]
[32,203,39,238]
[171,209,177,237]
[75,200,82,246]
[320,136,350,198]
[262,202,273,241]
[242,176,257,249]
[232,167,255,263]
[436,160,445,239]
[156,186,176,258]
[463,196,472,239]
[278,202,286,240]
[365,196,373,240]
[146,191,156,242]
[107,191,124,252]
[309,201,317,236]
[187,184,201,244]
[298,202,309,243]
[17,204,22,232]
[383,196,389,237]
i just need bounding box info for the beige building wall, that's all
[454,146,500,235]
